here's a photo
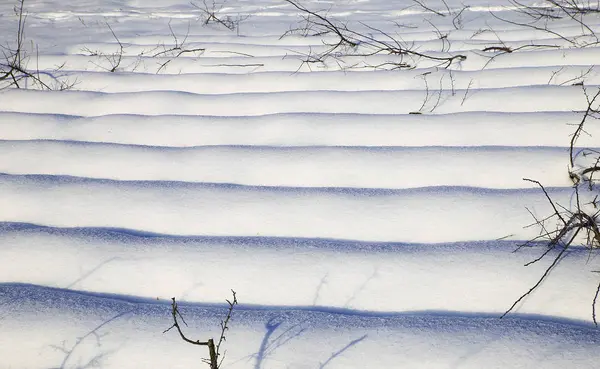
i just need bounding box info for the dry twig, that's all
[165,290,238,368]
[282,0,466,71]
[1,0,73,90]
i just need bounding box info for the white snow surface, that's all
[2,0,600,368]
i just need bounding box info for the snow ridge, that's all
[2,0,600,368]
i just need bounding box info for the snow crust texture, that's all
[1,0,600,368]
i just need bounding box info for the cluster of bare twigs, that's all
[503,87,600,324]
[165,290,238,369]
[81,21,207,74]
[466,0,600,71]
[492,0,600,48]
[517,0,600,19]
[146,22,207,73]
[412,0,471,30]
[282,0,467,71]
[0,0,73,90]
[81,23,128,73]
[193,0,250,34]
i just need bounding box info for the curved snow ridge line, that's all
[2,111,597,148]
[0,221,539,253]
[3,283,600,332]
[33,54,301,75]
[5,289,600,369]
[464,23,600,42]
[461,46,600,71]
[0,173,574,243]
[66,41,332,59]
[65,65,600,94]
[117,34,357,47]
[33,48,600,75]
[30,10,200,21]
[66,30,600,55]
[450,28,600,44]
[0,140,575,189]
[2,228,599,320]
[0,85,595,116]
[370,36,600,55]
[66,36,593,60]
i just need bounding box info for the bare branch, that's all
[1,0,73,90]
[282,0,466,71]
[166,291,237,369]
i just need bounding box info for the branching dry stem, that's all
[165,290,238,368]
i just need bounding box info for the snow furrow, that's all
[2,0,600,367]
[0,174,573,243]
[0,140,574,189]
[0,224,596,320]
[2,111,597,148]
[64,66,600,94]
[3,283,600,369]
[31,54,303,74]
[31,46,600,75]
[0,85,595,116]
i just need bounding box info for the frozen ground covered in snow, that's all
[2,0,600,368]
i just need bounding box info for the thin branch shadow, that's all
[66,257,122,289]
[313,273,329,306]
[48,309,133,369]
[229,314,368,369]
[344,267,379,308]
[253,316,308,369]
[319,334,368,369]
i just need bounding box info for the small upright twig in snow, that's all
[165,290,238,368]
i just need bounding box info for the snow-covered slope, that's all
[1,0,600,368]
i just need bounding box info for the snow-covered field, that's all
[1,0,600,368]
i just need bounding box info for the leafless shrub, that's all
[411,0,471,30]
[147,22,206,73]
[544,0,600,16]
[503,87,600,324]
[81,23,135,73]
[472,0,600,70]
[569,88,600,194]
[412,0,452,17]
[193,0,250,34]
[1,0,74,90]
[282,0,467,71]
[492,0,600,47]
[165,290,238,369]
[471,25,563,69]
[82,21,207,74]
